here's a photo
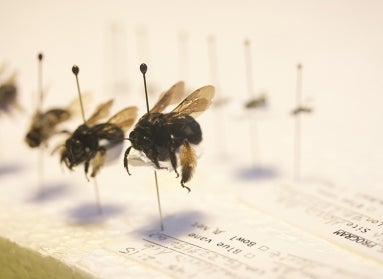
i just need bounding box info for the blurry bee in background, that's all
[124,81,215,192]
[60,99,137,179]
[245,93,267,109]
[25,104,74,148]
[0,68,20,115]
[291,106,313,115]
[25,53,78,148]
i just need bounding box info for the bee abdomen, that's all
[185,120,202,144]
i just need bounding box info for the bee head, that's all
[128,128,152,152]
[63,125,99,167]
[64,137,87,166]
[25,130,42,148]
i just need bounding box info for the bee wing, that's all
[150,81,185,113]
[4,70,17,85]
[107,106,138,132]
[171,85,215,118]
[0,63,6,77]
[65,92,92,117]
[86,99,114,126]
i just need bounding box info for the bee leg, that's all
[151,149,166,170]
[179,140,197,193]
[180,181,191,193]
[84,160,91,181]
[57,129,71,135]
[59,148,67,165]
[169,143,179,178]
[91,147,106,178]
[84,150,97,181]
[153,157,162,169]
[123,146,132,175]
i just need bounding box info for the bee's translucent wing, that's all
[86,99,114,126]
[150,81,185,113]
[4,71,17,85]
[107,106,138,132]
[65,92,92,118]
[171,85,215,118]
[0,64,7,77]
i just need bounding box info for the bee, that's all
[25,53,75,148]
[124,82,215,192]
[245,93,267,109]
[25,105,73,148]
[0,71,19,115]
[60,99,137,179]
[291,106,312,115]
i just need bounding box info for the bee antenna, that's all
[140,63,150,113]
[37,52,44,111]
[72,65,86,123]
[50,143,65,156]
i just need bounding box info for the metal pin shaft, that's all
[140,63,164,231]
[294,64,303,181]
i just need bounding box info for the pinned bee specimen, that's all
[291,105,312,115]
[291,63,313,180]
[25,53,73,148]
[245,93,268,109]
[124,63,215,192]
[60,65,137,179]
[0,68,20,115]
[25,106,73,148]
[242,40,268,110]
[291,64,313,116]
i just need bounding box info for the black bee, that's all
[25,107,73,148]
[245,94,267,109]
[60,99,137,179]
[25,53,74,148]
[0,71,20,115]
[124,82,215,192]
[291,106,313,115]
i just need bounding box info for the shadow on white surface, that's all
[0,162,25,176]
[135,210,205,237]
[235,165,279,181]
[26,182,71,203]
[66,202,125,224]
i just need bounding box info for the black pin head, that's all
[38,53,43,61]
[71,65,85,123]
[139,63,150,113]
[72,65,79,76]
[297,63,302,70]
[140,63,147,75]
[244,39,250,46]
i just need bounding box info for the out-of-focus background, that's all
[1,0,383,187]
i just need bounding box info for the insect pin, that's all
[291,64,313,116]
[291,63,313,181]
[124,63,215,192]
[25,53,73,148]
[60,65,137,180]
